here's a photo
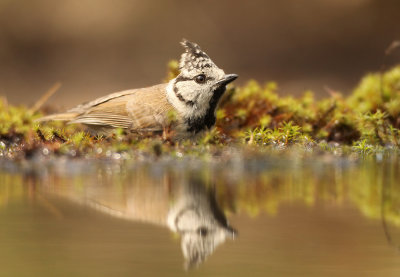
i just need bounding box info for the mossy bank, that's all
[1,62,400,162]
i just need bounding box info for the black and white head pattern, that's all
[167,39,226,120]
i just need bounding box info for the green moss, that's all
[1,63,400,160]
[349,66,400,115]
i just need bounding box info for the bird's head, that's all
[168,40,238,119]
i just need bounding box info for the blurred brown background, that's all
[1,0,400,107]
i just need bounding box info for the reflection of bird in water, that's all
[167,180,236,269]
[49,174,236,269]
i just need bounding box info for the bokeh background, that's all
[1,0,400,107]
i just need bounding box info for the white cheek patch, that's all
[166,80,211,119]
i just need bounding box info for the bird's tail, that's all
[36,112,79,122]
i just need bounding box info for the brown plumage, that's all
[39,84,178,134]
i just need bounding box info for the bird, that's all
[38,39,238,138]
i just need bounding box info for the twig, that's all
[31,82,62,113]
[36,193,64,219]
[385,40,400,56]
[380,40,400,100]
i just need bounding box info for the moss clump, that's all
[244,122,307,146]
[214,65,400,149]
[1,63,400,161]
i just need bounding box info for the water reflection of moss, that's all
[1,158,399,226]
[213,158,400,227]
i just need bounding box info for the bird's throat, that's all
[185,85,227,133]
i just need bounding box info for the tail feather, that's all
[36,112,79,122]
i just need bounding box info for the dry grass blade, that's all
[31,82,62,113]
[385,40,400,56]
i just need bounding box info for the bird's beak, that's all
[224,225,238,239]
[216,74,238,86]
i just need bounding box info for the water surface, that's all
[1,155,400,276]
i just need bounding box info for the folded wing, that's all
[39,84,174,132]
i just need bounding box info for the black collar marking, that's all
[173,83,195,106]
[186,85,227,133]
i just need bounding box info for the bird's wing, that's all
[67,89,138,113]
[70,84,174,131]
[38,89,140,123]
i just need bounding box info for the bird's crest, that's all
[179,39,216,72]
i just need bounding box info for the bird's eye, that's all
[194,74,206,84]
[197,227,208,237]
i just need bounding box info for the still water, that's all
[1,154,400,277]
